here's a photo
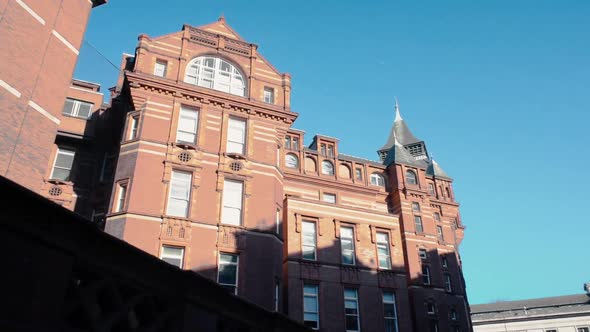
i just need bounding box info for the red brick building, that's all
[94,18,472,332]
[0,0,106,193]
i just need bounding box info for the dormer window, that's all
[285,135,300,151]
[263,87,274,104]
[184,56,246,97]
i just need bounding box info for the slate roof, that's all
[379,101,422,152]
[426,159,452,180]
[471,294,590,322]
[383,139,428,168]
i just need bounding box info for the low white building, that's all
[471,287,590,332]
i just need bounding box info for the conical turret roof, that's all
[426,159,452,180]
[379,99,421,152]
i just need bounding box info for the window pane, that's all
[345,316,359,330]
[55,151,75,169]
[63,99,75,115]
[321,161,334,175]
[286,154,299,168]
[304,297,318,311]
[77,102,92,118]
[218,264,237,284]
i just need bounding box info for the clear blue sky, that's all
[75,0,590,304]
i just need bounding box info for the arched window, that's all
[405,170,418,185]
[285,153,299,169]
[321,160,334,175]
[370,173,385,187]
[184,56,246,96]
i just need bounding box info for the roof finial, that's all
[394,96,402,122]
[218,13,226,22]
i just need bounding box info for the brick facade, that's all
[97,18,472,332]
[0,0,105,193]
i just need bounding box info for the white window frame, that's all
[321,160,334,175]
[322,193,336,204]
[422,265,431,285]
[419,249,428,260]
[184,56,246,97]
[414,216,424,233]
[50,147,76,181]
[444,273,452,292]
[285,153,299,168]
[302,221,317,260]
[383,292,399,332]
[166,170,192,217]
[442,256,449,268]
[427,302,436,315]
[154,59,167,77]
[303,284,319,330]
[264,86,274,104]
[115,182,127,212]
[344,288,360,332]
[160,245,184,268]
[437,226,444,242]
[376,232,391,269]
[128,115,139,140]
[221,179,243,225]
[62,98,93,119]
[370,173,385,186]
[176,106,199,144]
[340,226,355,265]
[218,252,239,295]
[226,117,247,154]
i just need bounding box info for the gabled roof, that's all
[383,138,427,168]
[379,99,422,152]
[196,15,244,41]
[426,159,452,180]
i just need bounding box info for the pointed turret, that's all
[378,98,427,162]
[426,158,452,180]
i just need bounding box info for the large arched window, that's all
[285,153,299,169]
[184,56,246,96]
[321,160,334,175]
[405,170,418,185]
[370,173,385,187]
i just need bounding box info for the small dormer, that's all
[309,135,339,158]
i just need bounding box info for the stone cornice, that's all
[125,71,298,124]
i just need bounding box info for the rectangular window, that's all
[383,292,399,332]
[218,253,239,294]
[430,320,439,332]
[437,226,444,242]
[428,183,435,195]
[327,145,334,157]
[444,273,452,292]
[303,284,319,329]
[422,265,431,285]
[51,147,75,181]
[264,86,275,104]
[323,193,336,204]
[293,137,300,151]
[344,288,360,332]
[419,249,428,260]
[176,106,199,144]
[284,135,291,149]
[276,208,281,235]
[128,115,139,140]
[376,232,391,269]
[442,256,449,268]
[160,245,184,268]
[450,309,458,321]
[302,221,317,260]
[412,202,421,212]
[227,117,246,154]
[320,144,327,156]
[62,98,93,119]
[166,170,192,217]
[433,212,441,223]
[578,328,589,332]
[222,179,243,225]
[355,168,363,181]
[154,59,167,77]
[427,303,436,315]
[414,216,424,233]
[115,183,127,212]
[341,226,355,265]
